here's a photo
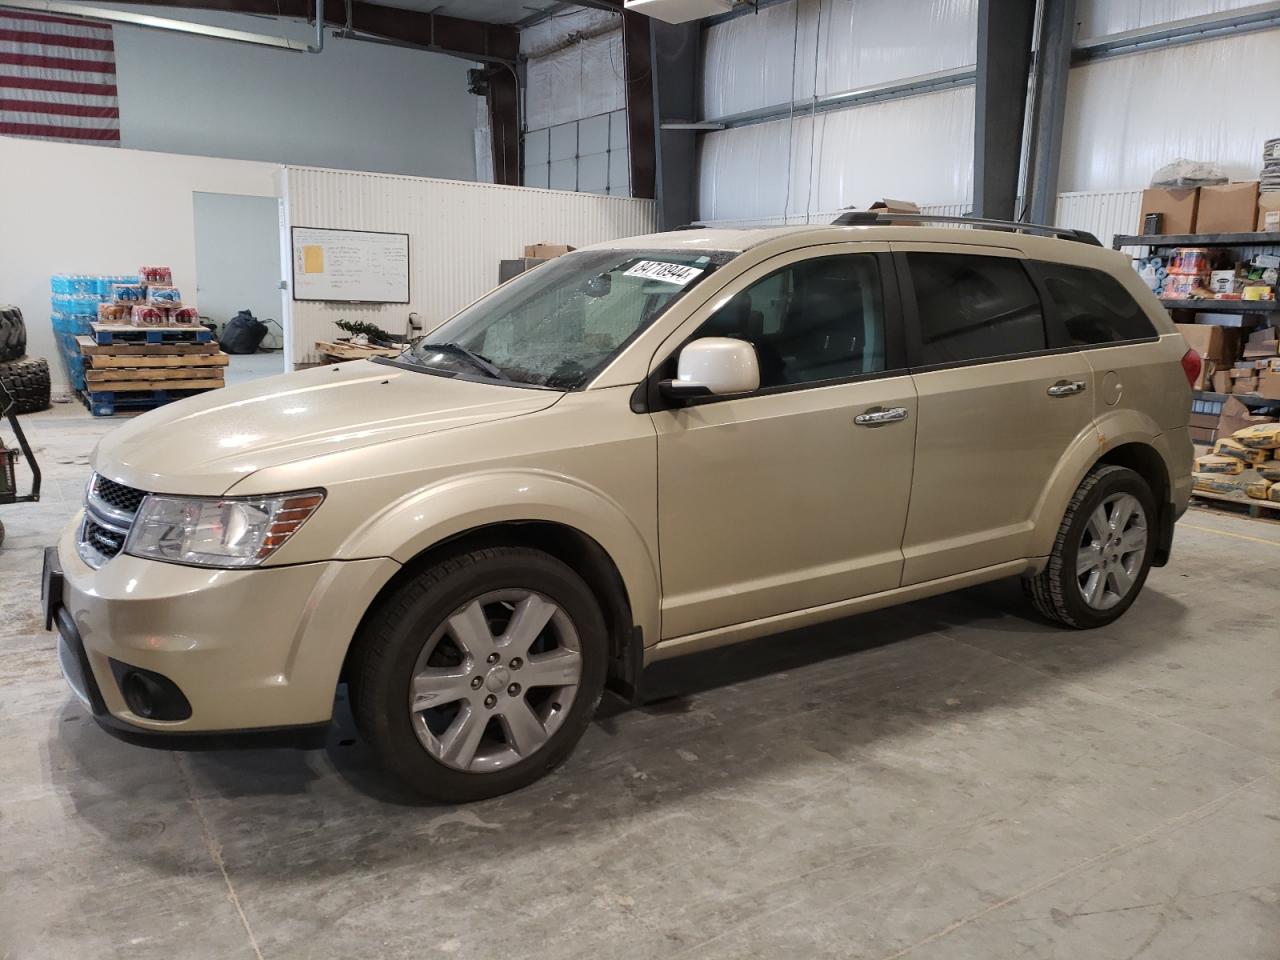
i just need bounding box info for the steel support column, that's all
[649,20,700,229]
[622,11,656,200]
[973,0,1036,220]
[1027,0,1077,224]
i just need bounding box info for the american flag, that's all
[0,9,119,144]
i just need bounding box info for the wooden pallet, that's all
[79,387,218,417]
[89,322,213,346]
[315,339,401,361]
[1191,487,1280,520]
[76,335,219,357]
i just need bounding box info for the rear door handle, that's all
[1047,379,1087,397]
[854,406,909,427]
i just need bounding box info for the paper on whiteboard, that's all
[623,261,704,286]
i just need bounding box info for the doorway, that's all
[192,192,285,385]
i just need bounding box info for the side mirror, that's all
[660,337,760,401]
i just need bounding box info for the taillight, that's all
[1180,348,1202,388]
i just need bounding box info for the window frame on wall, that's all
[522,108,630,196]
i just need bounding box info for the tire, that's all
[350,546,608,802]
[1024,464,1157,629]
[0,356,52,414]
[0,305,25,363]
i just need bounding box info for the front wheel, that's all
[350,546,608,802]
[1024,464,1157,629]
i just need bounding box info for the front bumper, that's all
[46,516,399,739]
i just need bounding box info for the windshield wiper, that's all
[415,342,506,380]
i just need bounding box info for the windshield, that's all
[396,248,737,390]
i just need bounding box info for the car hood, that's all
[93,361,561,495]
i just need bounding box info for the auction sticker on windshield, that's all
[623,261,705,286]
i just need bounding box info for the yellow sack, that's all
[1232,422,1280,449]
[1260,462,1280,482]
[1213,438,1269,465]
[1193,472,1248,494]
[1194,454,1244,476]
[1245,479,1273,500]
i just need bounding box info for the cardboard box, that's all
[1139,187,1198,234]
[1175,323,1242,362]
[1196,181,1259,233]
[523,243,576,259]
[1189,412,1221,430]
[1189,425,1218,445]
[868,198,921,225]
[1258,192,1280,232]
[1217,396,1275,439]
[498,257,546,284]
[1258,370,1280,400]
[1236,375,1259,393]
[1212,370,1232,393]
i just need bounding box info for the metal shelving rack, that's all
[1113,230,1280,412]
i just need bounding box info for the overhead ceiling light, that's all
[623,0,734,25]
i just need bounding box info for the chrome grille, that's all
[79,472,148,568]
[92,475,146,515]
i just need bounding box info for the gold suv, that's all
[43,217,1197,801]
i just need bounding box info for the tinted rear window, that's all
[907,253,1047,365]
[1033,262,1158,346]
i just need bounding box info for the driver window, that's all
[694,254,885,388]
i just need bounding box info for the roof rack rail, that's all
[829,211,1101,246]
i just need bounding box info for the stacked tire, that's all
[0,306,51,414]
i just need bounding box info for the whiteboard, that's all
[291,227,410,303]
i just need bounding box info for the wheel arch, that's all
[1030,408,1179,564]
[343,519,646,702]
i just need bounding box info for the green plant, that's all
[335,319,396,342]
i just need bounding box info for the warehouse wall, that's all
[696,0,977,222]
[1060,30,1280,193]
[105,5,480,180]
[282,166,656,366]
[0,136,279,393]
[695,0,1280,221]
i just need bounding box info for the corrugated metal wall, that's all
[1054,190,1144,250]
[282,166,656,365]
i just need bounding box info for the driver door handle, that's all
[854,406,909,427]
[1047,379,1087,397]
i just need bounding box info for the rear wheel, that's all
[1024,464,1156,628]
[351,546,608,802]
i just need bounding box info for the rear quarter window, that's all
[1032,262,1158,346]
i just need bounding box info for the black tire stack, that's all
[0,306,51,414]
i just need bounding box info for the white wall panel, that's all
[701,0,977,120]
[698,86,974,223]
[1060,31,1280,192]
[283,167,656,365]
[1055,190,1144,250]
[1078,0,1263,38]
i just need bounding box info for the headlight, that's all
[124,490,325,568]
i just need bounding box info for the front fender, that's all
[337,469,661,647]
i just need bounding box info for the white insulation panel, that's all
[1077,0,1266,38]
[525,27,626,132]
[283,166,656,365]
[697,86,975,223]
[1060,30,1280,192]
[701,0,977,119]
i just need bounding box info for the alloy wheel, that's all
[408,589,582,772]
[1076,492,1147,611]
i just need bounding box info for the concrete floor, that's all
[2,405,1278,960]
[224,350,286,387]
